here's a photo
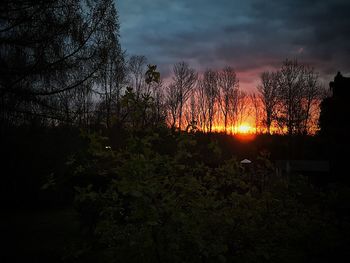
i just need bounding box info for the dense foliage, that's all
[66,130,350,263]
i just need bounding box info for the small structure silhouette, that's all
[319,72,350,184]
[319,71,350,136]
[329,72,350,98]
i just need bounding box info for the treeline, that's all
[1,1,325,136]
[0,0,167,132]
[165,59,324,135]
[0,0,329,207]
[257,60,324,135]
[2,2,350,262]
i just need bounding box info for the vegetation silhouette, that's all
[1,1,350,262]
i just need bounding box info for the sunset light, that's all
[5,0,349,261]
[210,122,255,135]
[237,124,253,134]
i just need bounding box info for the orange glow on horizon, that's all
[234,123,256,141]
[175,96,321,135]
[210,122,256,136]
[237,124,253,134]
[235,132,256,142]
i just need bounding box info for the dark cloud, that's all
[118,0,350,90]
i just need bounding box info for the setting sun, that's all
[237,124,253,134]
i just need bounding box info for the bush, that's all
[70,131,350,263]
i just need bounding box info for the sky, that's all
[118,0,350,91]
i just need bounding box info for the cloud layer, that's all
[118,0,350,90]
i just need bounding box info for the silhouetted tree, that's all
[218,67,239,132]
[95,1,125,129]
[257,71,279,134]
[127,55,148,99]
[0,0,123,126]
[185,92,198,130]
[171,62,197,130]
[197,79,208,131]
[250,93,263,134]
[301,66,322,134]
[201,69,219,132]
[151,80,166,125]
[234,90,248,129]
[275,59,321,135]
[165,83,179,129]
[276,59,305,134]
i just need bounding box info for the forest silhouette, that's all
[1,1,350,262]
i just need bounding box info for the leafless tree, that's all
[257,60,322,135]
[276,60,299,134]
[276,59,306,135]
[127,55,147,98]
[183,92,194,128]
[151,79,166,125]
[250,93,263,134]
[257,71,279,134]
[301,66,321,134]
[96,46,126,129]
[218,67,239,133]
[197,80,208,131]
[165,83,179,129]
[201,69,219,132]
[235,90,248,129]
[171,62,197,130]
